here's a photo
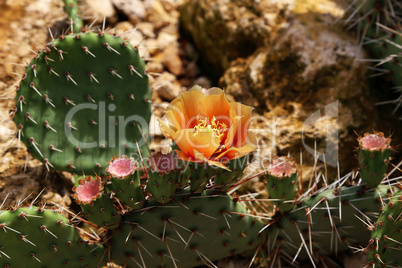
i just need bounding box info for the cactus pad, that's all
[367,187,402,267]
[107,190,264,267]
[0,206,105,267]
[14,31,152,175]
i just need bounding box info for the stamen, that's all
[193,116,227,142]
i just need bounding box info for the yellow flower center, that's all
[193,116,227,142]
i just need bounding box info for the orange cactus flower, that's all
[158,85,257,169]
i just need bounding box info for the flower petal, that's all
[175,149,198,162]
[189,85,223,96]
[193,150,231,171]
[159,117,179,141]
[214,131,257,161]
[199,91,234,128]
[224,115,240,149]
[230,102,253,147]
[174,129,221,160]
[168,90,205,129]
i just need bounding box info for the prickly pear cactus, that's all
[352,0,402,90]
[0,206,105,268]
[266,180,389,262]
[13,31,152,175]
[367,187,402,267]
[262,133,395,265]
[108,190,265,268]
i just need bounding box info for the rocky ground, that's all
[0,0,401,267]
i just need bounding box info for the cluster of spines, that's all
[183,156,248,193]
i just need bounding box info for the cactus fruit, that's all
[73,176,121,229]
[106,156,146,210]
[366,186,402,267]
[0,206,105,267]
[147,152,184,204]
[13,31,152,175]
[358,132,392,188]
[265,157,299,212]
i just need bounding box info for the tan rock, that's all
[112,0,146,24]
[144,38,159,55]
[156,32,177,50]
[149,114,162,136]
[81,0,117,23]
[146,61,164,74]
[153,72,181,101]
[144,0,172,30]
[181,0,382,175]
[137,22,156,38]
[194,76,212,89]
[161,44,183,76]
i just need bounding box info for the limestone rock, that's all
[181,0,379,176]
[137,22,156,38]
[161,44,183,76]
[180,0,288,78]
[81,0,117,23]
[153,72,182,101]
[112,0,146,24]
[149,114,162,136]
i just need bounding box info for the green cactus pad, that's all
[147,170,181,204]
[64,0,82,33]
[358,132,392,188]
[0,206,105,267]
[184,158,247,193]
[354,0,402,91]
[108,190,264,267]
[147,152,184,204]
[14,31,152,175]
[367,188,402,267]
[184,162,217,193]
[213,156,248,191]
[267,184,389,261]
